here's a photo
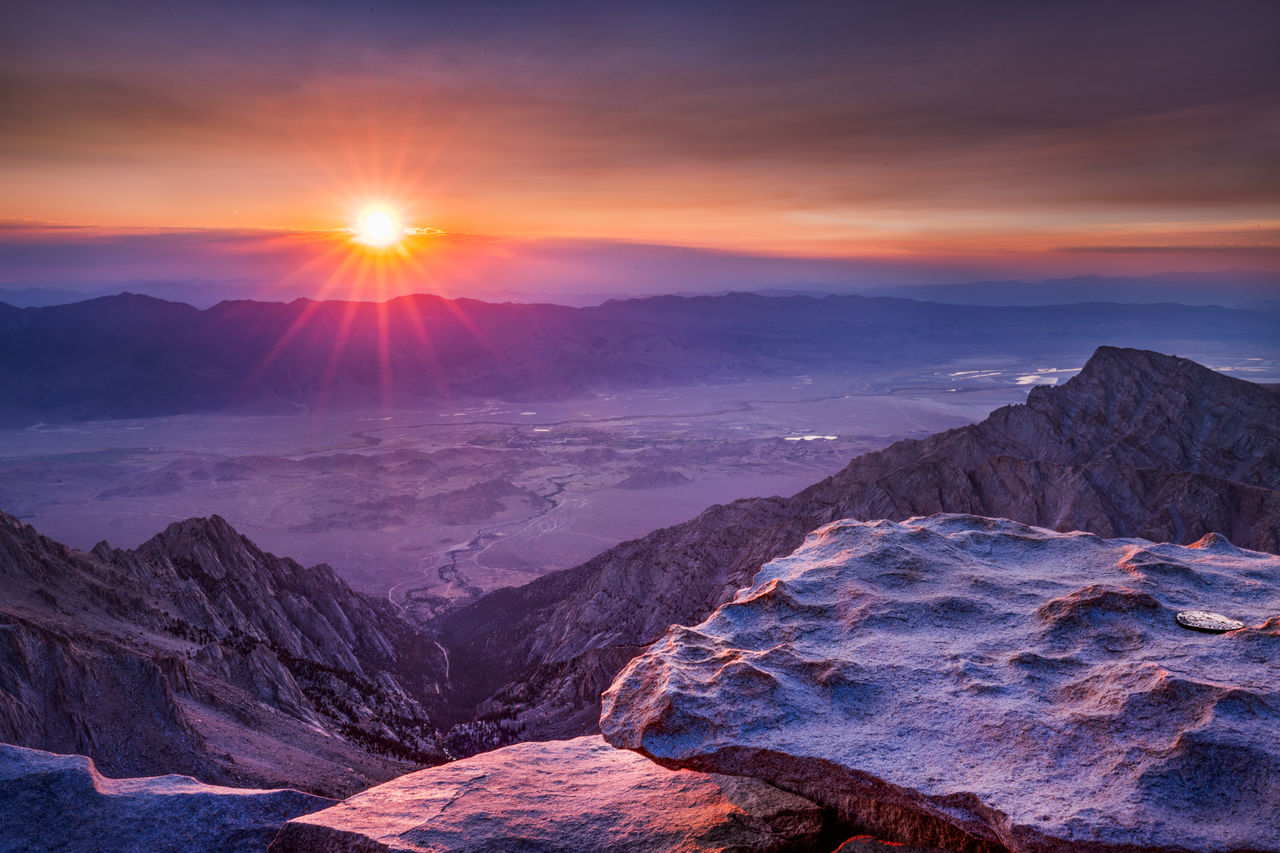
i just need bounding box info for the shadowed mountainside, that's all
[434,347,1280,738]
[0,511,455,797]
[0,291,1276,423]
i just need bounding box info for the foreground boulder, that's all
[0,742,331,853]
[269,735,830,852]
[601,515,1280,852]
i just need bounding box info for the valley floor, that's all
[1,349,1275,608]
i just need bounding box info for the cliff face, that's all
[436,348,1280,739]
[600,515,1280,852]
[0,512,450,796]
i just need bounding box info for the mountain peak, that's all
[1066,346,1194,393]
[155,514,241,544]
[1070,345,1263,394]
[136,514,265,582]
[1079,344,1173,373]
[1025,345,1277,434]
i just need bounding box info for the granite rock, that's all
[0,741,331,853]
[601,515,1280,852]
[269,735,830,852]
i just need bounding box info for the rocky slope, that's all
[601,515,1280,852]
[0,742,331,853]
[0,511,454,796]
[269,734,833,853]
[435,347,1280,738]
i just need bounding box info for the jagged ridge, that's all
[0,511,453,796]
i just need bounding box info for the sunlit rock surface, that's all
[269,735,830,852]
[0,742,330,853]
[601,515,1280,852]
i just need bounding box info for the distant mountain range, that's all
[433,347,1280,739]
[864,270,1280,306]
[1,266,1275,310]
[1,291,1276,424]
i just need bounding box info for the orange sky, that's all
[1,1,1277,286]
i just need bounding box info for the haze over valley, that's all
[3,292,1276,608]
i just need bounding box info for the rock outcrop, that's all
[600,515,1280,852]
[0,511,450,796]
[436,348,1280,739]
[0,742,331,853]
[269,734,832,853]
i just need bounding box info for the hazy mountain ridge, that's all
[866,270,1280,306]
[1,291,1276,423]
[2,265,1274,311]
[0,510,455,796]
[434,347,1280,738]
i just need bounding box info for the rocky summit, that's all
[600,514,1280,853]
[438,347,1280,741]
[0,742,331,853]
[269,734,833,853]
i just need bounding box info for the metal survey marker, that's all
[1175,610,1245,633]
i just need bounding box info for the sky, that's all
[1,0,1277,301]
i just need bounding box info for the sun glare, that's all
[355,207,404,248]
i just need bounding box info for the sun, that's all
[354,206,405,248]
